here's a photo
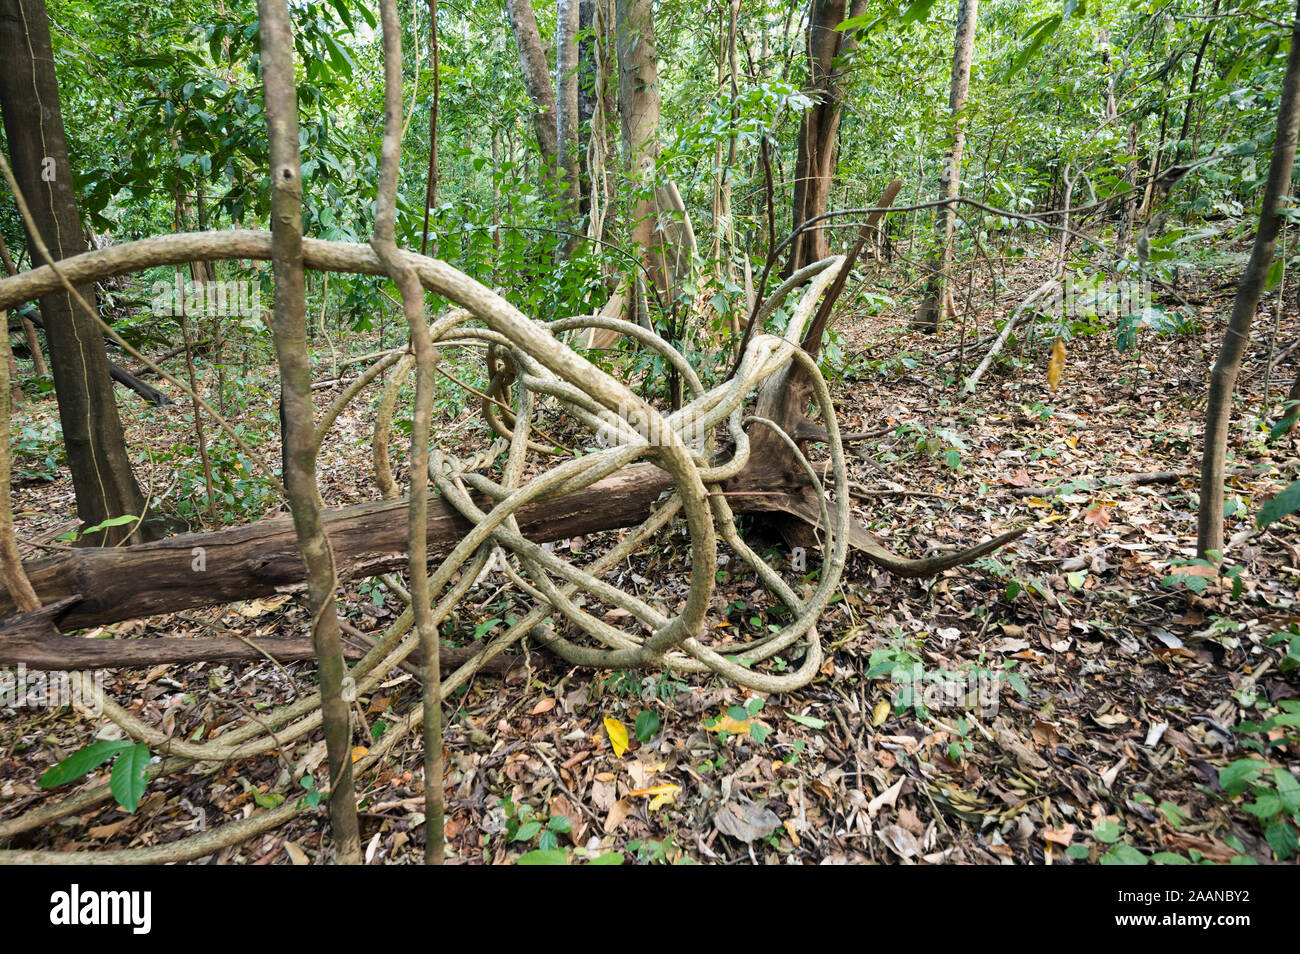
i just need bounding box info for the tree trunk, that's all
[912,0,979,332]
[788,0,868,275]
[1197,0,1300,557]
[0,0,146,545]
[616,0,665,297]
[556,0,582,223]
[505,0,559,185]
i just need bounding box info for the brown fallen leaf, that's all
[1043,823,1076,847]
[603,798,632,834]
[714,796,782,843]
[994,718,1049,773]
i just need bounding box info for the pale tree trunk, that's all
[912,0,979,332]
[505,0,559,182]
[712,0,740,268]
[590,0,620,245]
[258,0,361,864]
[1198,0,1300,557]
[788,0,869,274]
[0,0,146,545]
[556,0,582,220]
[616,0,665,295]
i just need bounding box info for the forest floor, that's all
[3,245,1300,864]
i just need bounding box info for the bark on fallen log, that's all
[0,462,675,632]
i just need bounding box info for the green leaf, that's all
[1257,480,1300,528]
[1093,818,1123,844]
[1274,768,1300,813]
[1009,14,1062,76]
[517,848,569,865]
[634,709,660,743]
[899,0,940,25]
[109,743,152,813]
[785,711,827,729]
[588,851,625,865]
[514,821,542,842]
[1219,758,1270,795]
[39,740,131,788]
[1102,844,1148,865]
[1266,255,1285,291]
[549,815,573,833]
[1150,851,1192,865]
[1265,820,1298,859]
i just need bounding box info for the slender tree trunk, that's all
[1198,0,1300,557]
[0,0,146,545]
[788,0,868,275]
[616,0,665,296]
[592,0,620,245]
[1178,0,1219,163]
[912,0,979,332]
[420,0,440,258]
[505,0,559,184]
[258,0,361,864]
[556,0,582,223]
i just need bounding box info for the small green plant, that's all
[1268,626,1300,674]
[704,696,769,743]
[1219,758,1300,860]
[40,740,152,813]
[627,835,691,864]
[1161,552,1243,599]
[297,774,322,809]
[501,797,573,851]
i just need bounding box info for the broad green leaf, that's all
[1102,844,1148,865]
[1219,758,1270,795]
[786,711,828,729]
[1257,480,1300,528]
[900,0,940,25]
[1093,818,1122,843]
[109,743,152,813]
[517,849,569,865]
[40,740,131,788]
[634,710,660,743]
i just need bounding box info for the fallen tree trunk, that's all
[0,461,675,632]
[0,448,1023,640]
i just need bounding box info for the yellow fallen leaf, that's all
[872,699,891,726]
[628,783,679,798]
[707,713,751,734]
[351,745,369,762]
[783,818,801,846]
[629,783,681,811]
[1047,338,1066,390]
[604,717,629,758]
